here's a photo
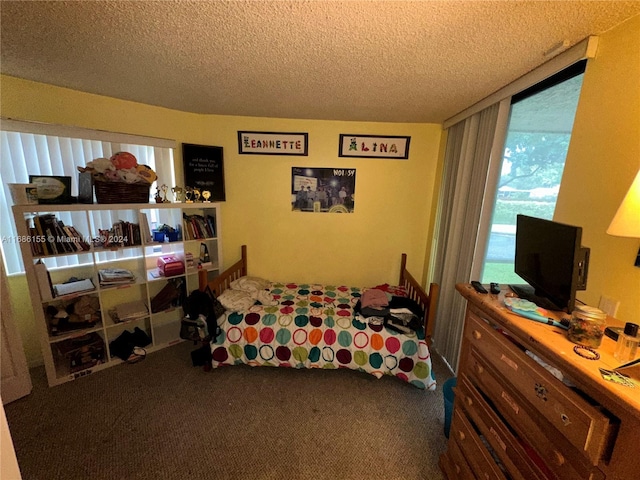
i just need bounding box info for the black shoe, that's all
[132,327,152,347]
[110,330,135,360]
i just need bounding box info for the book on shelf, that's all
[61,225,82,252]
[205,214,216,237]
[140,213,152,244]
[27,220,44,255]
[32,214,90,255]
[98,268,136,286]
[96,220,141,248]
[68,225,91,251]
[53,278,96,297]
[33,214,51,255]
[182,213,215,240]
[112,300,149,322]
[34,260,54,301]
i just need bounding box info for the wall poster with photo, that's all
[291,167,356,213]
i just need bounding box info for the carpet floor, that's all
[5,341,453,480]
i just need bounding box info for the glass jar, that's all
[567,305,607,349]
[614,322,639,363]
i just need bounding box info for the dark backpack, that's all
[182,286,224,341]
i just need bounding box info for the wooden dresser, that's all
[439,284,640,480]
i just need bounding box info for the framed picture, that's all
[29,175,73,204]
[291,167,356,213]
[238,131,308,156]
[338,134,411,159]
[182,143,225,202]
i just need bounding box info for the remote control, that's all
[490,283,500,294]
[471,281,488,294]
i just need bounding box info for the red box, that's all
[157,255,185,277]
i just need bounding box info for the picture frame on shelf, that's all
[29,175,73,204]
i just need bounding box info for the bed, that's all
[198,245,440,390]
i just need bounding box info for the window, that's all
[0,120,175,274]
[480,62,586,284]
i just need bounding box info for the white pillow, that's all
[252,289,277,306]
[229,276,271,293]
[217,289,255,312]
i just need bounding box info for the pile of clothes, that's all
[355,287,424,334]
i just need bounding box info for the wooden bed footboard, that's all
[399,253,439,345]
[199,246,439,344]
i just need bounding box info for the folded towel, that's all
[361,288,389,309]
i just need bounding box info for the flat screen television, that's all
[511,215,590,313]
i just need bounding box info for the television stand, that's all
[509,284,563,312]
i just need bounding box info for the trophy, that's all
[160,184,169,203]
[154,188,163,204]
[193,188,201,202]
[202,190,211,203]
[171,186,184,203]
[185,186,194,203]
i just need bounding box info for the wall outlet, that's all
[599,295,620,317]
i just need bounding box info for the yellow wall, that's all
[1,75,442,366]
[555,15,640,323]
[198,115,441,285]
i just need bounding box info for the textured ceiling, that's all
[1,1,640,124]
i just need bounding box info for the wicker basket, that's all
[94,180,150,204]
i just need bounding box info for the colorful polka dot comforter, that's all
[210,282,436,390]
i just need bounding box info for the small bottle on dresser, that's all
[613,322,639,363]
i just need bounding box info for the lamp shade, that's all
[607,168,640,237]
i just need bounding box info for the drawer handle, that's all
[465,395,473,407]
[475,364,484,374]
[472,330,482,340]
[454,464,461,474]
[534,383,548,401]
[458,430,466,441]
[553,450,565,466]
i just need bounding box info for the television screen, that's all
[512,215,589,313]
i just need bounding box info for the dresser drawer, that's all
[442,436,475,480]
[457,375,550,480]
[464,309,614,464]
[464,348,606,480]
[449,407,508,480]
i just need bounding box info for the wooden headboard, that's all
[199,246,439,344]
[198,245,247,297]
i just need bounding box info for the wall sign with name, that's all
[238,131,308,156]
[338,134,411,159]
[182,143,225,201]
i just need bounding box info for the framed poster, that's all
[338,134,410,159]
[238,131,308,156]
[291,167,356,213]
[182,143,225,202]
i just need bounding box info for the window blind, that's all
[431,103,501,372]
